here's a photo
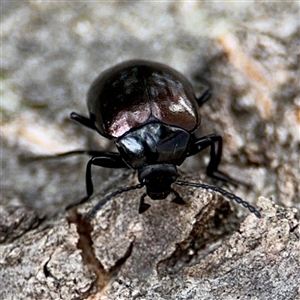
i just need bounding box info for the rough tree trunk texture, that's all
[1,2,299,300]
[1,193,299,299]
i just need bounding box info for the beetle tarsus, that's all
[207,170,238,187]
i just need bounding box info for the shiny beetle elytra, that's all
[64,60,260,219]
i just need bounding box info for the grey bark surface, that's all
[1,2,299,300]
[1,196,299,300]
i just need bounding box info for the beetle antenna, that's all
[175,180,261,218]
[86,183,144,221]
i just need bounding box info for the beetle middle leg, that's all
[187,134,236,185]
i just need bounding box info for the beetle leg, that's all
[170,188,186,205]
[70,112,97,131]
[85,183,144,220]
[188,134,236,185]
[139,193,151,213]
[196,80,211,107]
[67,154,128,210]
[187,133,221,157]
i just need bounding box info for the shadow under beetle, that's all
[63,60,260,219]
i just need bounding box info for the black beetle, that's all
[63,60,260,219]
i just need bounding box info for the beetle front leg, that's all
[171,188,186,205]
[67,154,128,210]
[139,193,151,214]
[188,134,235,185]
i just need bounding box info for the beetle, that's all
[63,60,260,219]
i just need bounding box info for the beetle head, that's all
[138,164,178,200]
